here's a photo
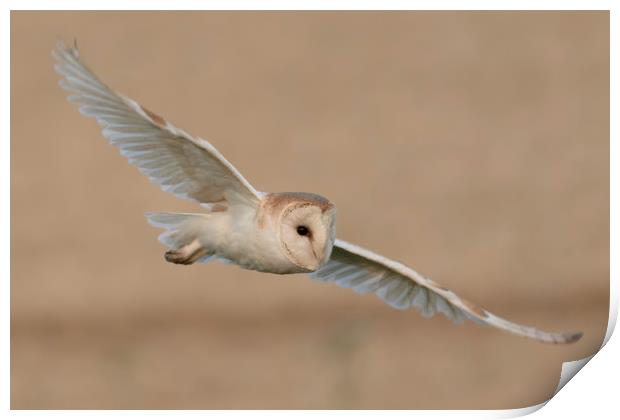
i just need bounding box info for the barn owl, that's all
[53,41,582,345]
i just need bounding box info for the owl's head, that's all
[269,192,337,272]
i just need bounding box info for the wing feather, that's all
[53,41,261,207]
[311,239,582,344]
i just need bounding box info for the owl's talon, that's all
[164,239,207,265]
[165,250,191,265]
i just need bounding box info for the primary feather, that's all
[311,240,582,344]
[53,40,260,209]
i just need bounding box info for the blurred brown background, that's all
[11,11,609,409]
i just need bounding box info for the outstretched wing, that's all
[311,239,582,344]
[53,41,261,208]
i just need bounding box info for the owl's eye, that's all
[296,225,310,236]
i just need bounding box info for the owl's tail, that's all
[145,212,214,265]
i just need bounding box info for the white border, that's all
[4,2,617,419]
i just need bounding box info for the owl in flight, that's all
[53,41,581,345]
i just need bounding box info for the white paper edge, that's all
[4,1,616,419]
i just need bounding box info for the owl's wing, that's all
[310,239,582,344]
[53,41,261,209]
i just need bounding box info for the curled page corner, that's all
[554,354,596,395]
[499,355,599,418]
[550,286,619,396]
[502,292,617,417]
[549,284,618,402]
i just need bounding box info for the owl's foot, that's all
[164,239,207,265]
